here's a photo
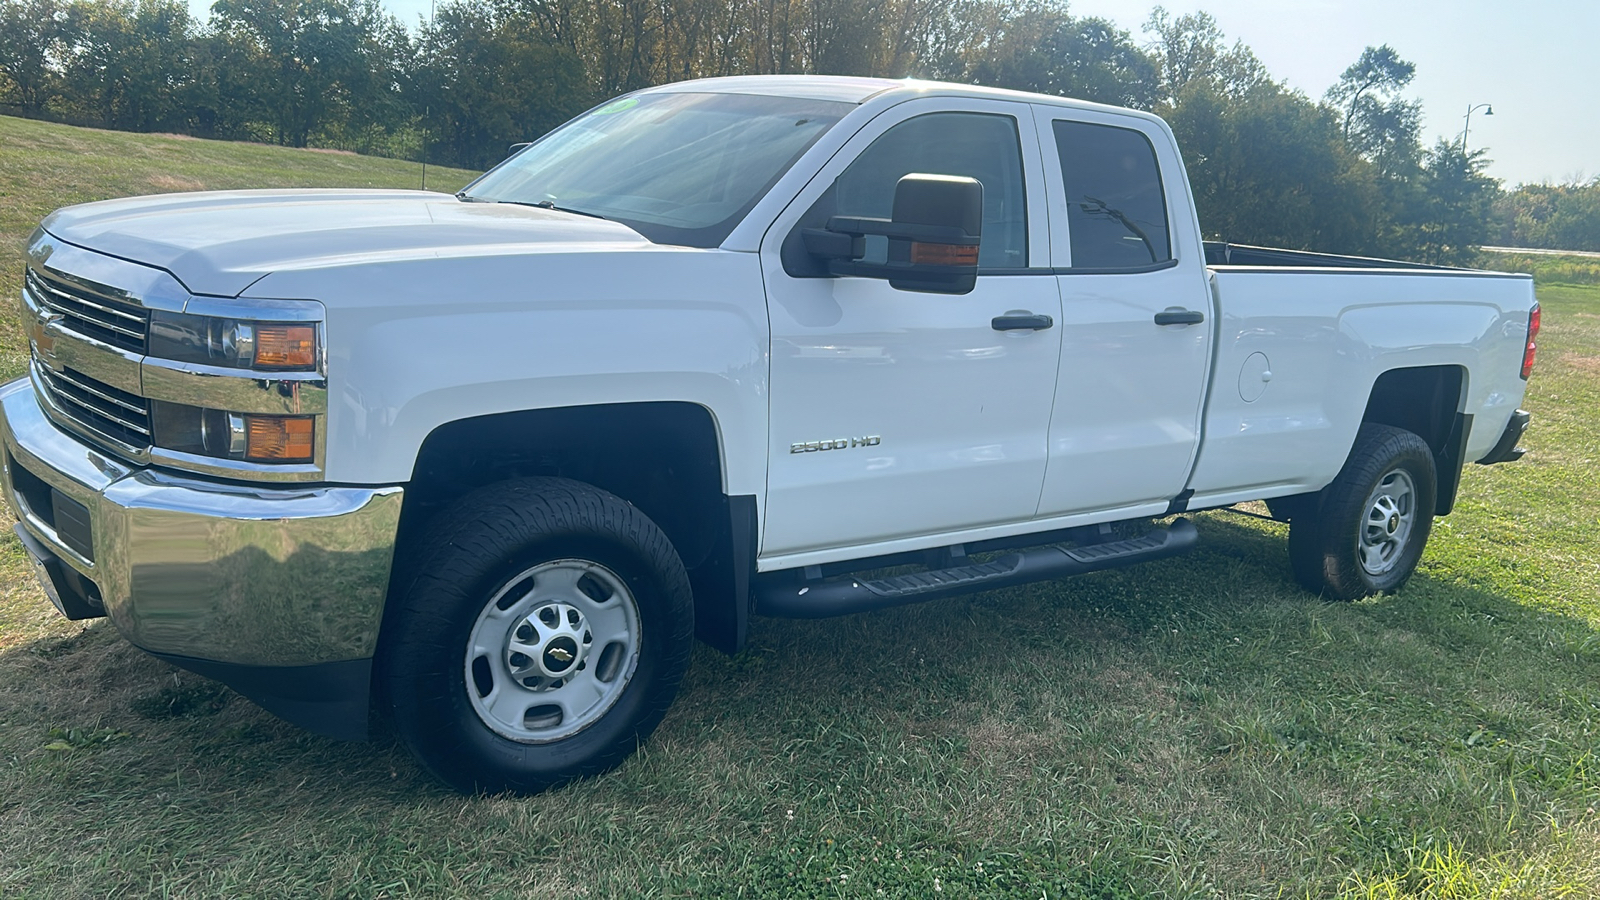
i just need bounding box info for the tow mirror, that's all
[802,174,982,294]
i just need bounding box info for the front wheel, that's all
[381,477,694,794]
[1288,424,1437,600]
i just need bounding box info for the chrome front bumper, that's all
[0,377,402,736]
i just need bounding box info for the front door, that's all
[760,99,1061,561]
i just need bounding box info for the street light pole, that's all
[420,0,435,191]
[1462,103,1493,153]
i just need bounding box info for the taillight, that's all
[1520,304,1540,380]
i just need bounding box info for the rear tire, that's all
[1288,424,1436,600]
[381,477,693,795]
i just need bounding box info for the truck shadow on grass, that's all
[1,512,1597,896]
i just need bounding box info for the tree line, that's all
[1,0,1590,260]
[1495,181,1600,252]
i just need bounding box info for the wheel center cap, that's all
[1387,513,1400,535]
[508,601,592,682]
[543,637,579,674]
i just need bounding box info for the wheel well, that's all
[1362,366,1464,455]
[395,402,755,655]
[1361,365,1469,515]
[402,402,726,569]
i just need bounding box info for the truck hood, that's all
[40,189,651,298]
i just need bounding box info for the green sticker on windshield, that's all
[594,97,639,115]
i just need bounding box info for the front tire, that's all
[1288,424,1437,600]
[381,477,694,794]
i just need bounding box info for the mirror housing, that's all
[803,173,983,294]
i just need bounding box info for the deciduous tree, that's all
[62,0,201,132]
[1325,45,1421,180]
[1494,179,1600,252]
[415,0,588,169]
[210,0,408,147]
[0,0,72,115]
[949,1,1157,109]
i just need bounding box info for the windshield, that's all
[461,92,855,248]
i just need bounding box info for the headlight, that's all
[149,311,318,371]
[145,308,321,467]
[151,404,317,463]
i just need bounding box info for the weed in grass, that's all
[1341,830,1600,899]
[40,725,132,752]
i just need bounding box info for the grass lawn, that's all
[1,114,1598,898]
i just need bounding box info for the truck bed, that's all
[1186,246,1536,512]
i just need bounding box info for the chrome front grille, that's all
[36,365,152,450]
[19,246,329,480]
[24,267,149,354]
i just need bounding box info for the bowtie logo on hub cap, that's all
[544,637,579,673]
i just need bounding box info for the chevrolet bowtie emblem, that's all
[547,647,574,662]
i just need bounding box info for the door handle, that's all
[991,313,1054,331]
[1154,307,1205,326]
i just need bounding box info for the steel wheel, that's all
[382,477,694,795]
[1357,469,1416,576]
[1287,423,1436,600]
[466,559,640,743]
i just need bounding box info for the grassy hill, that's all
[0,115,478,379]
[2,116,1600,898]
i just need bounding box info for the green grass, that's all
[2,115,1599,897]
[1477,250,1600,286]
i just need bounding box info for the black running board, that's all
[755,518,1198,619]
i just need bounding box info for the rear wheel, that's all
[382,477,693,794]
[1288,424,1436,600]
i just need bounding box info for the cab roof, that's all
[640,74,1164,124]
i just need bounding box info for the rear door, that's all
[1031,106,1214,517]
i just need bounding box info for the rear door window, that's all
[1052,120,1171,270]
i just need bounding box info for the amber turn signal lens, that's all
[245,415,314,461]
[255,324,317,369]
[910,241,980,266]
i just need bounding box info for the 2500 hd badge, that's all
[791,435,882,453]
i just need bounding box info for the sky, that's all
[192,0,1597,187]
[1063,0,1599,187]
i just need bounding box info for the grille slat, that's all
[45,376,151,435]
[48,367,148,416]
[37,366,152,448]
[28,272,146,324]
[53,390,151,436]
[25,269,149,353]
[22,266,157,455]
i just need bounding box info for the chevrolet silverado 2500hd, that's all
[4,76,1537,794]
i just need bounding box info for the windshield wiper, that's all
[455,192,491,202]
[496,199,611,221]
[1078,196,1159,263]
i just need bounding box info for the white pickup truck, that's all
[5,76,1537,794]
